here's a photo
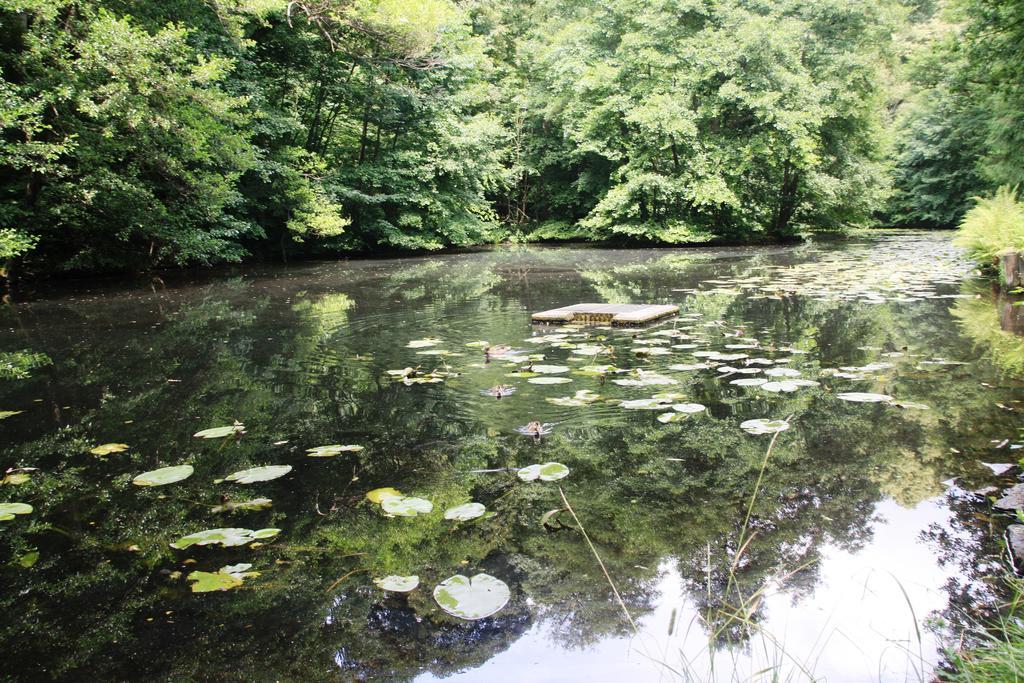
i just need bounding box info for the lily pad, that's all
[374,575,420,592]
[406,338,442,348]
[836,392,894,403]
[194,423,245,439]
[90,443,129,456]
[212,498,273,513]
[366,487,402,504]
[444,502,486,521]
[517,462,570,481]
[740,419,791,435]
[730,377,767,386]
[761,380,818,393]
[188,563,259,593]
[669,363,711,371]
[619,398,673,410]
[306,444,364,457]
[764,367,802,377]
[133,465,194,487]
[169,527,280,549]
[528,377,572,385]
[530,365,569,374]
[657,412,690,424]
[0,410,24,420]
[381,496,433,517]
[547,390,601,407]
[0,502,33,522]
[433,573,510,620]
[671,403,706,414]
[224,465,292,484]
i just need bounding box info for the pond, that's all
[1,231,1021,681]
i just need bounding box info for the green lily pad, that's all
[2,472,30,486]
[366,487,402,504]
[133,465,194,487]
[0,410,24,420]
[672,403,706,414]
[657,412,689,423]
[193,423,245,439]
[90,443,129,456]
[444,502,486,521]
[740,419,791,435]
[530,365,569,374]
[381,496,433,517]
[619,398,673,410]
[836,392,893,403]
[528,376,572,384]
[406,338,442,348]
[0,502,33,521]
[224,465,292,484]
[211,498,273,513]
[730,377,767,386]
[188,563,259,593]
[546,390,601,407]
[374,575,420,592]
[433,573,510,620]
[170,527,280,549]
[761,380,818,393]
[517,462,570,482]
[306,444,364,457]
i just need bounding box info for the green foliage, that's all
[944,578,1024,682]
[953,187,1024,264]
[888,0,1024,227]
[0,0,1019,270]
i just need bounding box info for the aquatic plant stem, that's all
[325,567,368,593]
[725,420,788,601]
[558,487,638,635]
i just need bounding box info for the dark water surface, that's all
[2,232,1021,682]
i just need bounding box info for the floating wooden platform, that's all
[532,303,679,326]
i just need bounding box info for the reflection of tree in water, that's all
[0,241,1020,679]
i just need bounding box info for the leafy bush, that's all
[954,186,1024,263]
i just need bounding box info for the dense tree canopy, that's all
[0,0,1020,274]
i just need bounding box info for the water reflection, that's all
[0,232,1020,681]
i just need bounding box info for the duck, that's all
[482,384,516,399]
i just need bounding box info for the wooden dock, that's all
[532,303,679,326]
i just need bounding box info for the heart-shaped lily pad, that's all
[730,377,767,386]
[194,424,245,439]
[619,398,673,410]
[170,527,280,549]
[306,444,364,457]
[530,365,569,374]
[224,465,292,484]
[740,419,791,435]
[836,392,893,403]
[90,443,129,456]
[528,376,572,384]
[366,487,401,504]
[381,496,433,517]
[0,502,33,521]
[517,462,570,482]
[374,575,420,592]
[133,465,194,487]
[433,573,510,620]
[211,498,272,513]
[444,502,486,521]
[188,563,259,593]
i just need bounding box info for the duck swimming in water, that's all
[482,384,516,399]
[515,421,553,439]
